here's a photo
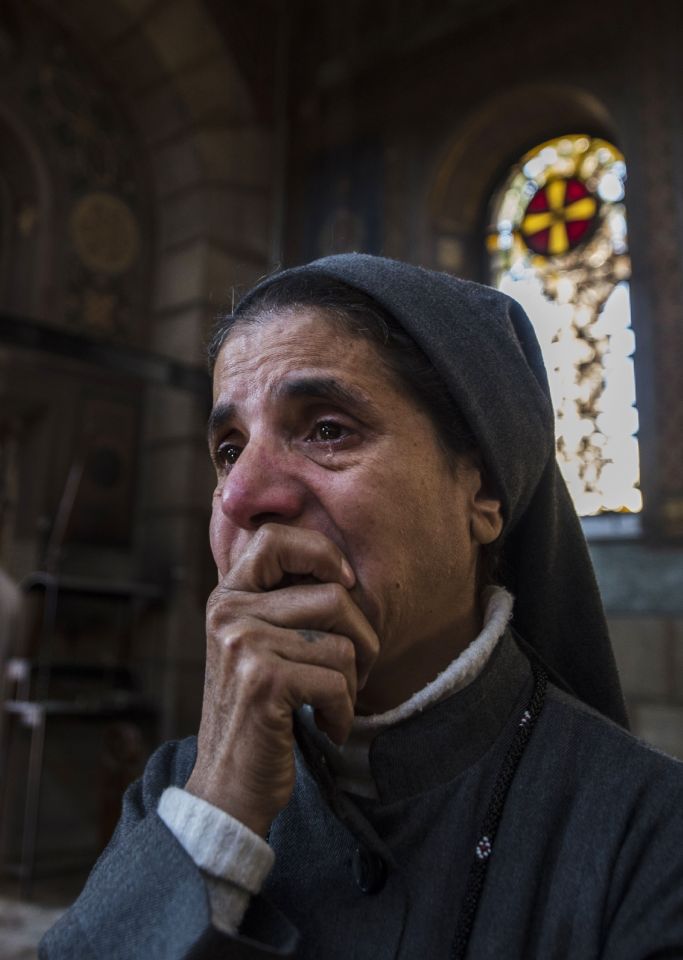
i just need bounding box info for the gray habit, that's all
[41,633,683,959]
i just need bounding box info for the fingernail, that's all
[341,558,355,586]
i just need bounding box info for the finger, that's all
[223,652,354,747]
[224,523,355,593]
[281,660,354,745]
[269,583,378,691]
[282,629,358,705]
[211,582,379,690]
[209,618,359,705]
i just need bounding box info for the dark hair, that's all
[208,274,501,586]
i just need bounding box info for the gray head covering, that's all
[236,253,628,728]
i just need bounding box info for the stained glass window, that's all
[486,135,640,518]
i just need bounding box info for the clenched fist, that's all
[185,523,379,837]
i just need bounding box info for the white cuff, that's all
[158,786,275,935]
[204,877,252,936]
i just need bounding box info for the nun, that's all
[42,255,683,959]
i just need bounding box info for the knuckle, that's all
[205,591,224,631]
[239,656,277,699]
[219,628,246,658]
[335,635,356,669]
[322,581,346,607]
[217,619,259,658]
[253,523,277,551]
[206,584,243,632]
[329,670,349,699]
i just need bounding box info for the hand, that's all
[185,523,379,837]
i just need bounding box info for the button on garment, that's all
[352,846,387,894]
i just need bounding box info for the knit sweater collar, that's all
[299,588,527,802]
[353,586,513,731]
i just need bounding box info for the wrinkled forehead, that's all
[213,305,401,397]
[211,306,404,407]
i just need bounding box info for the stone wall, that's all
[53,0,277,736]
[283,0,683,759]
[0,0,277,741]
[610,616,683,759]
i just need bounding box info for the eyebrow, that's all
[275,376,372,411]
[207,376,374,444]
[207,401,236,445]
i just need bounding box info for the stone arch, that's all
[55,0,275,736]
[48,0,273,365]
[422,82,656,532]
[424,83,617,279]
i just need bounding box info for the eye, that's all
[310,421,344,442]
[215,441,242,469]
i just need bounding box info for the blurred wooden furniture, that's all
[0,572,162,898]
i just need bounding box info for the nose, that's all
[218,440,306,530]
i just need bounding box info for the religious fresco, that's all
[2,23,150,345]
[0,12,150,554]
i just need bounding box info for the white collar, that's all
[352,586,514,732]
[301,587,514,798]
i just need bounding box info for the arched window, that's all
[486,135,639,523]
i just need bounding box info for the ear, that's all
[469,470,504,546]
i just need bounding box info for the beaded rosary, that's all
[451,662,548,959]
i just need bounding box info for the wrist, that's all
[184,772,273,838]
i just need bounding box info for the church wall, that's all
[1,0,278,745]
[1,0,682,887]
[0,0,278,871]
[609,615,683,759]
[283,0,683,757]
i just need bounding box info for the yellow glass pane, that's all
[546,179,567,211]
[522,212,553,234]
[564,197,597,222]
[548,222,568,255]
